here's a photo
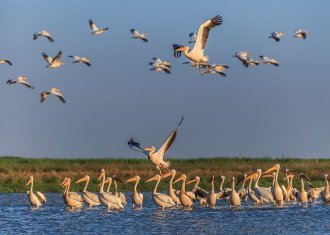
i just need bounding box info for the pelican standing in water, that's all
[7,76,34,89]
[284,170,297,203]
[173,174,194,209]
[112,176,127,207]
[228,177,241,209]
[246,176,262,205]
[162,170,181,206]
[146,175,175,210]
[75,175,100,208]
[26,176,46,208]
[60,178,83,203]
[130,29,148,42]
[206,176,217,208]
[298,173,311,207]
[42,51,64,68]
[61,178,83,209]
[89,19,109,35]
[321,174,330,203]
[264,164,284,207]
[244,169,273,203]
[128,116,184,175]
[187,176,208,204]
[217,175,231,200]
[0,59,12,66]
[126,176,144,208]
[173,15,223,74]
[33,30,54,42]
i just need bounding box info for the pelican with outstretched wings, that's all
[173,15,223,74]
[128,117,184,175]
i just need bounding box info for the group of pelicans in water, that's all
[27,164,330,211]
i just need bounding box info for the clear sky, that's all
[1,0,330,158]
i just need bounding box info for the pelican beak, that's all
[75,176,87,184]
[262,174,274,178]
[264,164,279,174]
[26,179,32,185]
[186,178,198,185]
[112,176,124,183]
[126,177,137,183]
[175,46,186,52]
[60,178,67,186]
[98,183,102,187]
[98,170,105,180]
[161,172,172,179]
[143,147,152,152]
[173,175,183,184]
[301,173,312,182]
[61,180,68,188]
[241,171,258,183]
[145,176,157,183]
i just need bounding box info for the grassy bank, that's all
[0,157,329,192]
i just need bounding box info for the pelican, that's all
[145,174,175,210]
[42,51,64,68]
[126,176,144,208]
[98,169,124,211]
[130,29,148,42]
[161,170,181,206]
[206,176,217,207]
[233,51,259,68]
[60,178,84,203]
[75,175,101,208]
[128,116,184,175]
[298,173,312,206]
[269,32,285,42]
[217,175,231,200]
[173,15,223,74]
[68,55,91,66]
[26,176,46,208]
[149,58,171,74]
[182,61,199,68]
[283,170,297,203]
[307,184,324,203]
[321,174,330,203]
[33,30,54,42]
[6,76,34,89]
[259,55,279,67]
[173,174,194,209]
[204,64,230,77]
[188,32,196,44]
[244,169,273,203]
[228,177,241,209]
[112,176,127,207]
[89,19,108,35]
[186,176,208,205]
[0,59,12,66]
[264,164,284,207]
[40,88,66,103]
[151,58,171,68]
[246,176,262,205]
[294,29,308,39]
[61,178,83,209]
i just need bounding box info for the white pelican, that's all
[204,64,230,77]
[33,30,54,42]
[130,29,148,42]
[259,55,279,67]
[321,174,330,203]
[7,76,34,89]
[188,32,196,44]
[173,174,194,209]
[126,176,144,208]
[186,176,208,205]
[26,176,46,208]
[0,59,12,66]
[217,175,231,200]
[233,51,259,68]
[98,169,124,211]
[42,51,64,68]
[68,55,91,66]
[89,19,108,35]
[128,116,184,175]
[264,164,284,207]
[237,174,248,202]
[298,173,312,206]
[149,58,171,74]
[161,170,181,206]
[173,15,223,74]
[145,174,175,210]
[112,176,127,207]
[61,178,83,209]
[40,88,66,103]
[294,29,308,39]
[307,184,324,203]
[269,32,285,42]
[283,170,297,203]
[246,176,262,205]
[206,175,217,207]
[244,169,273,203]
[75,175,101,208]
[60,178,84,203]
[228,177,241,209]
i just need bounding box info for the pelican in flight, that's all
[149,58,171,74]
[294,29,308,39]
[126,176,144,208]
[173,174,194,209]
[204,64,230,77]
[26,176,46,208]
[233,51,259,68]
[173,15,223,74]
[33,30,54,42]
[42,51,64,68]
[89,19,108,35]
[128,116,184,175]
[259,55,279,67]
[0,59,12,66]
[188,32,196,44]
[162,170,181,206]
[61,178,83,209]
[68,55,91,66]
[75,175,101,208]
[40,88,66,103]
[130,29,148,42]
[269,32,285,42]
[6,76,34,89]
[264,164,284,207]
[146,174,175,210]
[321,174,330,203]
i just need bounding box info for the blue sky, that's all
[1,0,330,158]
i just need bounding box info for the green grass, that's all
[0,156,329,192]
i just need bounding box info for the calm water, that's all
[0,193,329,234]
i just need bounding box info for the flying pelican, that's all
[228,177,241,209]
[68,55,91,66]
[145,174,175,210]
[6,76,34,89]
[0,59,12,66]
[130,29,148,42]
[173,174,194,209]
[89,19,109,35]
[149,58,171,74]
[233,51,259,68]
[188,32,197,44]
[321,174,330,203]
[126,176,144,208]
[206,176,217,207]
[26,176,46,208]
[128,116,184,175]
[298,173,312,207]
[264,164,284,207]
[151,58,171,68]
[42,51,64,68]
[112,176,127,207]
[204,64,230,77]
[61,178,83,209]
[269,32,285,42]
[186,175,208,204]
[161,170,181,206]
[33,30,54,42]
[60,178,84,203]
[40,88,66,103]
[294,29,308,39]
[259,55,279,67]
[173,15,223,74]
[75,175,101,208]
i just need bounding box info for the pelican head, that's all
[145,175,161,183]
[26,176,33,185]
[242,170,259,183]
[126,175,140,183]
[98,169,105,180]
[62,178,71,188]
[264,163,280,174]
[186,176,200,185]
[143,146,155,153]
[60,177,68,187]
[105,177,113,184]
[209,175,215,182]
[175,45,189,52]
[75,175,89,184]
[173,174,187,184]
[298,173,311,182]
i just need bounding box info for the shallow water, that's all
[1,193,329,234]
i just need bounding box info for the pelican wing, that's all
[68,192,83,202]
[139,193,144,202]
[155,193,175,205]
[89,19,98,31]
[195,186,208,198]
[193,15,222,52]
[52,51,62,63]
[84,191,100,203]
[128,138,145,153]
[36,191,46,203]
[155,116,184,159]
[42,52,52,64]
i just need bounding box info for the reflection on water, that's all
[0,193,329,234]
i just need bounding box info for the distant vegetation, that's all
[0,157,329,192]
